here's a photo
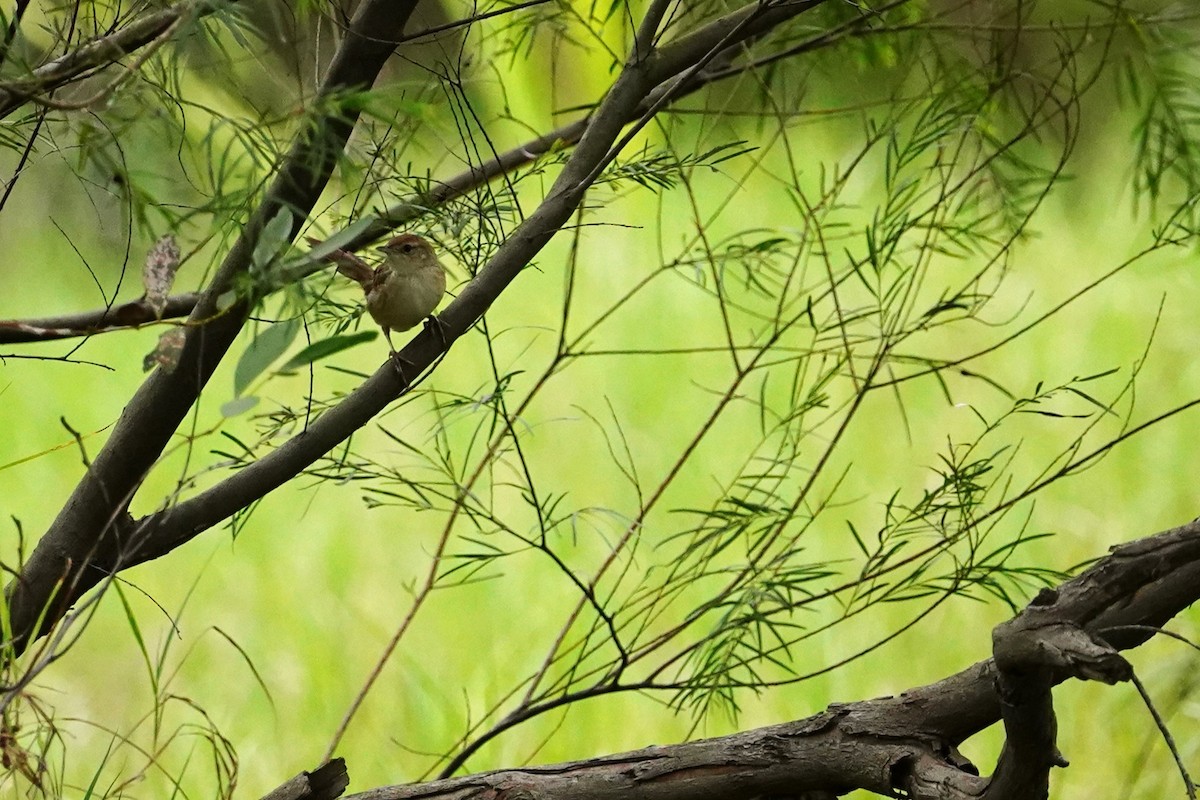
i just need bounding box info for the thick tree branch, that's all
[262,758,349,800]
[340,520,1200,800]
[3,0,421,653]
[984,607,1131,799]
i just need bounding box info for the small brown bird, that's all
[313,233,447,355]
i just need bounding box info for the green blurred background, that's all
[2,2,1199,798]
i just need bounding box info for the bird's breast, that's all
[365,266,446,332]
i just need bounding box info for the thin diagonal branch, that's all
[1,0,832,654]
[115,0,831,574]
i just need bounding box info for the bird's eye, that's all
[402,244,414,253]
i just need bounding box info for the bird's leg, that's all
[383,327,422,385]
[383,327,408,383]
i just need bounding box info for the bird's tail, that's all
[305,236,373,288]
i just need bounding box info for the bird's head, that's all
[378,234,439,274]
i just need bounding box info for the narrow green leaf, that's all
[303,216,379,263]
[279,331,378,372]
[216,289,239,311]
[234,319,300,396]
[251,209,294,273]
[221,396,259,418]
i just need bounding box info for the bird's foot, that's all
[389,349,417,384]
[424,314,449,349]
